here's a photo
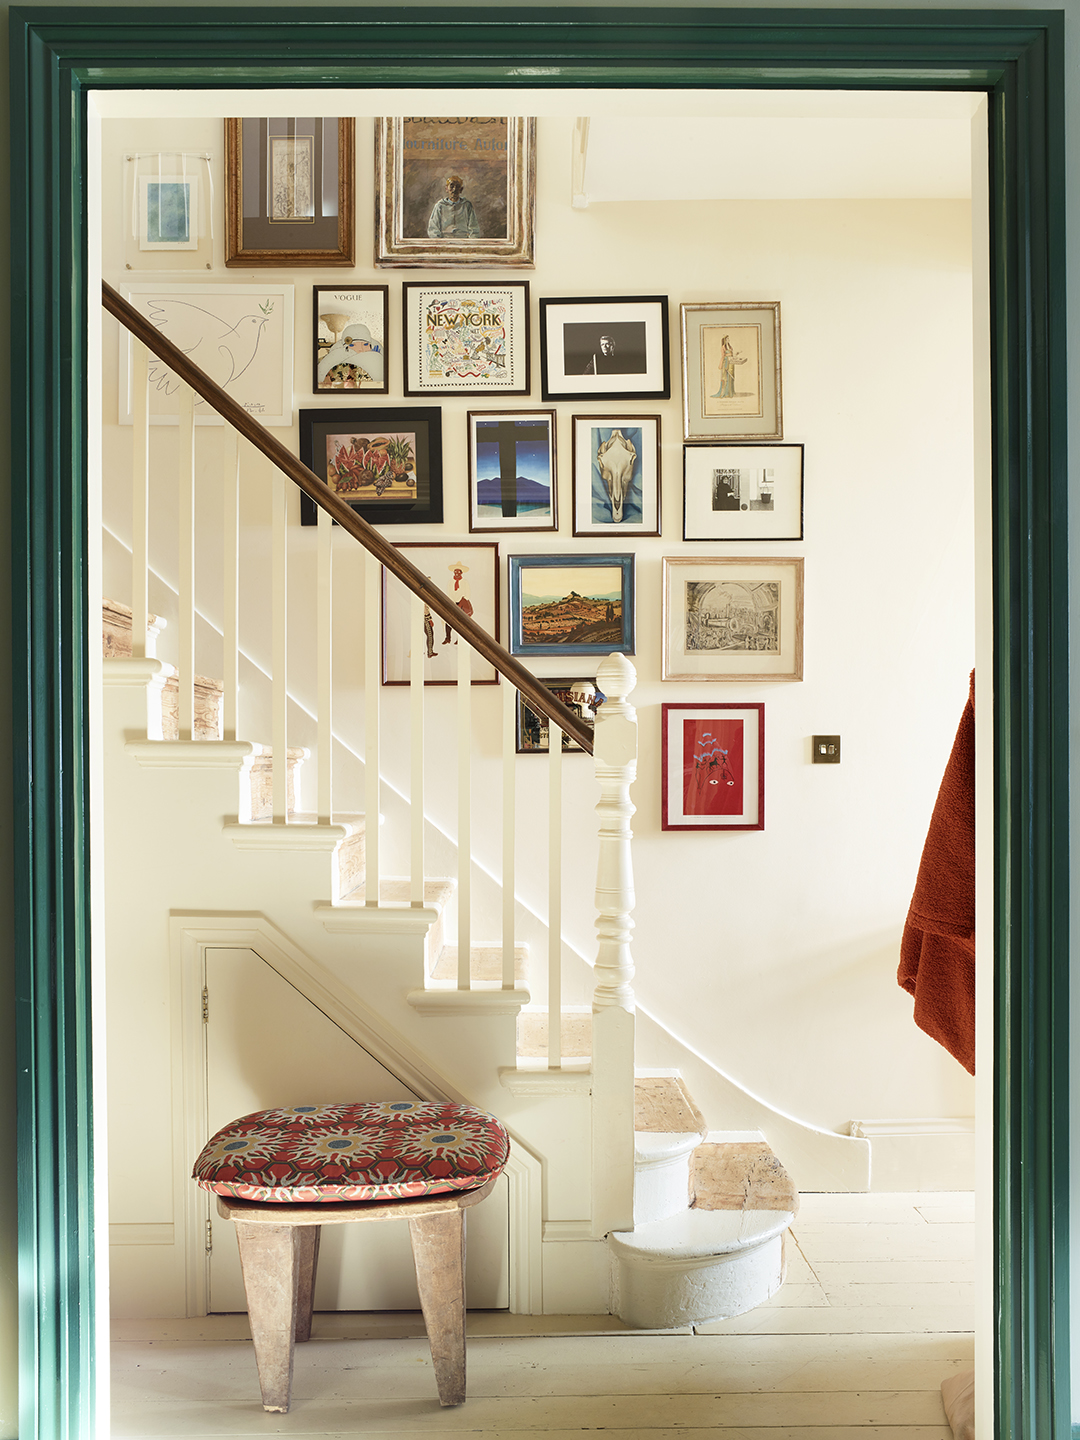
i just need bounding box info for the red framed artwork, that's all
[661,703,765,832]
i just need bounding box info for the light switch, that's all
[812,735,841,764]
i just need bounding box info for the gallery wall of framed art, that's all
[97,99,978,1150]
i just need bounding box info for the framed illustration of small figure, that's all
[572,415,661,536]
[313,286,389,394]
[681,301,782,441]
[661,702,765,831]
[382,542,500,685]
[468,409,557,532]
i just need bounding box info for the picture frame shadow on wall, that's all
[516,676,607,754]
[374,116,536,268]
[661,702,765,831]
[312,285,390,395]
[508,552,635,657]
[572,414,662,537]
[683,443,804,541]
[298,406,443,526]
[681,301,782,442]
[225,117,355,267]
[662,555,803,682]
[540,295,671,403]
[382,541,500,685]
[403,281,531,397]
[468,409,558,533]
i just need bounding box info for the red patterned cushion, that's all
[192,1101,510,1204]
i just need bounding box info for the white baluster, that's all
[271,466,288,822]
[410,594,425,906]
[548,723,563,1069]
[130,339,150,658]
[177,384,196,739]
[590,653,638,1238]
[316,504,333,824]
[502,680,516,989]
[364,554,381,903]
[222,428,240,741]
[457,635,471,988]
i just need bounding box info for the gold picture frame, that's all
[680,301,782,442]
[225,117,355,267]
[374,117,535,268]
[662,555,803,682]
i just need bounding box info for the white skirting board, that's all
[849,1118,976,1192]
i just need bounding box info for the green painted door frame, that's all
[8,7,1069,1437]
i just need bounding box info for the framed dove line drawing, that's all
[118,283,294,427]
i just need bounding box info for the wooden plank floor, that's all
[111,1192,974,1438]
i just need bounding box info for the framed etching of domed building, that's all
[681,302,782,442]
[375,117,536,268]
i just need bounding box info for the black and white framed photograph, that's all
[468,409,557,532]
[540,296,670,403]
[683,444,804,541]
[572,415,661,537]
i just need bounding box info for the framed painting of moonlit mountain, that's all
[468,409,557,533]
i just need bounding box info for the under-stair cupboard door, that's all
[203,947,509,1312]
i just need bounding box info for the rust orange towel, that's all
[898,673,976,1074]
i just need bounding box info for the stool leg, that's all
[409,1209,467,1406]
[294,1225,321,1343]
[234,1221,301,1413]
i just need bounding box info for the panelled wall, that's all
[99,104,977,1138]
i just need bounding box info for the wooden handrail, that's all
[103,280,594,753]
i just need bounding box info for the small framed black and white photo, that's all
[540,295,670,403]
[683,443,804,541]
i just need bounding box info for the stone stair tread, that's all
[635,1130,704,1164]
[329,877,455,908]
[634,1075,708,1137]
[610,1203,793,1260]
[431,944,528,984]
[690,1138,800,1217]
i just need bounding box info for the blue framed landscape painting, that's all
[508,552,635,656]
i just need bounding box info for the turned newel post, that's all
[590,653,638,1237]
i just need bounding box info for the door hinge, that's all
[205,1219,213,1255]
[201,986,209,1023]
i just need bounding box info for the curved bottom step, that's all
[609,1205,793,1330]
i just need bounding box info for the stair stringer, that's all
[172,913,544,1317]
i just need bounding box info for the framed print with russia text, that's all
[298,407,443,527]
[683,443,804,541]
[375,117,535,268]
[382,542,500,686]
[508,553,635,658]
[540,296,670,403]
[403,282,530,396]
[225,118,355,267]
[662,556,803,682]
[468,409,557,532]
[681,302,782,442]
[313,286,389,394]
[517,677,607,754]
[119,283,294,427]
[572,415,661,537]
[662,703,764,831]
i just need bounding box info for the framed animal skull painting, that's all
[572,415,661,537]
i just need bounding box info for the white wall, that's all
[99,103,977,1137]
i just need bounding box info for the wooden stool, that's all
[193,1101,510,1413]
